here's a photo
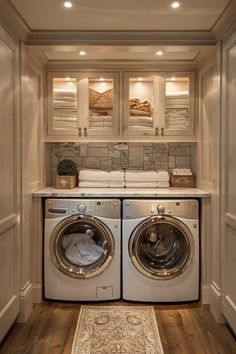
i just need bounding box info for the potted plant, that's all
[56,159,77,189]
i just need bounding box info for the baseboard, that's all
[32,283,42,303]
[201,283,210,304]
[17,281,33,323]
[209,281,225,323]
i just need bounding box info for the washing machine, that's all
[122,199,199,302]
[44,198,121,301]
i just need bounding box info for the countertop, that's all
[34,187,210,198]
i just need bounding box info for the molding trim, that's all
[201,284,210,304]
[0,0,30,41]
[17,281,33,323]
[209,282,225,324]
[211,0,236,42]
[26,30,216,46]
[32,283,42,303]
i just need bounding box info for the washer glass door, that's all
[50,215,115,279]
[129,216,194,279]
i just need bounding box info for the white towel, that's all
[156,181,169,188]
[79,181,109,188]
[110,180,125,188]
[125,182,158,188]
[110,170,125,181]
[156,171,170,182]
[79,169,110,181]
[125,170,158,182]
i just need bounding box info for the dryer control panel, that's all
[123,199,198,220]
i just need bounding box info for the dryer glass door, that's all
[129,216,194,279]
[50,215,115,279]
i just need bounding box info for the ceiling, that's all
[6,0,233,64]
[11,0,230,31]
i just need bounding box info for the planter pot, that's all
[56,175,77,189]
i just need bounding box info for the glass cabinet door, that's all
[82,73,119,136]
[163,73,195,136]
[124,73,160,136]
[47,73,83,136]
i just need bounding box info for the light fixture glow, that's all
[156,51,164,56]
[99,77,105,81]
[79,50,86,56]
[63,1,73,8]
[169,1,183,9]
[171,77,176,81]
[65,77,70,81]
[138,77,143,81]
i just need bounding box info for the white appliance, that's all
[44,198,121,301]
[122,199,199,302]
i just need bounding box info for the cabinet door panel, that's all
[82,73,119,137]
[124,73,160,136]
[47,73,82,136]
[162,73,195,136]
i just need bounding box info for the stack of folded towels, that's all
[125,170,169,188]
[79,169,125,188]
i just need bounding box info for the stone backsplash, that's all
[50,142,196,185]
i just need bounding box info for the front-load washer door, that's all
[49,215,115,279]
[129,216,195,280]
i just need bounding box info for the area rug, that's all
[71,305,164,354]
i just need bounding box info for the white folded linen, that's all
[125,182,158,188]
[110,170,125,181]
[79,181,109,188]
[156,181,169,188]
[79,169,110,181]
[156,171,170,182]
[125,170,158,182]
[110,180,125,188]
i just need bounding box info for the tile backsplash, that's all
[49,142,196,186]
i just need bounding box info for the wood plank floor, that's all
[0,301,235,354]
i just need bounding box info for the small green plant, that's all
[57,159,77,176]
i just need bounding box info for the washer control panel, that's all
[77,203,86,213]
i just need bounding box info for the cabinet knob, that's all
[155,127,159,136]
[161,127,164,136]
[84,127,88,137]
[78,127,82,137]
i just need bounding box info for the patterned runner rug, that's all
[71,305,164,354]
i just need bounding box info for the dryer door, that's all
[49,215,115,279]
[129,216,194,279]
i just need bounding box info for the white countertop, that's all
[34,187,210,198]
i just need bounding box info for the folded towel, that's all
[156,181,169,188]
[110,170,125,181]
[156,171,170,182]
[79,181,109,188]
[79,169,110,181]
[110,180,125,187]
[125,170,158,182]
[125,182,158,188]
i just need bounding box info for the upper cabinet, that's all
[46,70,195,140]
[47,72,119,137]
[123,72,195,137]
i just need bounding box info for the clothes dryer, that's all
[44,199,121,301]
[122,199,199,302]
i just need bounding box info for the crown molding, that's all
[26,29,216,46]
[211,0,236,41]
[0,0,30,41]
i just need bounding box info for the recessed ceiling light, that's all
[79,50,86,56]
[63,1,73,8]
[171,77,176,81]
[169,1,183,9]
[156,51,164,56]
[138,77,143,81]
[99,77,105,81]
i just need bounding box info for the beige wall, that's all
[198,45,222,319]
[20,44,45,318]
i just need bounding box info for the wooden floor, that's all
[0,301,235,354]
